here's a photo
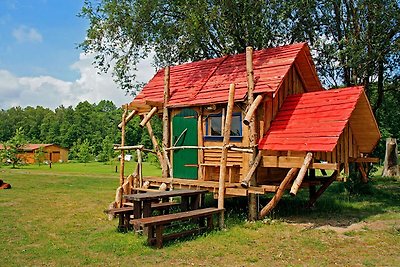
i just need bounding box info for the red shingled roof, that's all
[258,86,380,153]
[132,43,322,108]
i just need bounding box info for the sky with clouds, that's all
[0,0,155,110]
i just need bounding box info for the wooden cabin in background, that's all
[0,144,69,164]
[117,43,380,219]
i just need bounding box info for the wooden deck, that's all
[142,176,324,197]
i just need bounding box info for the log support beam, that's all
[307,170,339,208]
[259,168,299,219]
[162,66,171,178]
[218,83,235,229]
[290,152,313,196]
[240,151,262,188]
[118,110,137,129]
[139,106,158,128]
[243,95,263,126]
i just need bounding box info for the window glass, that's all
[207,113,242,137]
[210,116,222,135]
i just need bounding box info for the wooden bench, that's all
[200,163,240,183]
[105,202,179,231]
[130,207,224,248]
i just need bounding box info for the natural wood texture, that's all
[382,138,399,177]
[246,46,258,221]
[136,149,143,187]
[290,152,313,196]
[145,121,166,170]
[308,170,339,207]
[350,157,379,163]
[198,107,204,180]
[130,207,223,248]
[261,156,339,170]
[165,145,253,153]
[259,168,299,218]
[243,95,263,125]
[118,110,137,129]
[240,151,262,188]
[218,83,235,228]
[114,145,144,151]
[357,163,368,183]
[162,66,170,178]
[119,108,127,207]
[139,106,158,127]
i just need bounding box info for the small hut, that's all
[117,43,380,219]
[0,144,69,164]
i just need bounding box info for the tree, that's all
[34,146,46,166]
[1,128,27,168]
[98,135,115,163]
[79,0,303,95]
[76,139,93,164]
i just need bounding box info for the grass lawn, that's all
[0,162,399,266]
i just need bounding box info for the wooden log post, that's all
[246,46,258,221]
[136,148,143,187]
[290,152,313,196]
[162,66,171,179]
[240,151,262,188]
[307,170,339,208]
[118,110,137,129]
[218,83,235,228]
[357,162,368,183]
[145,121,166,171]
[243,95,263,126]
[139,106,158,128]
[119,106,127,207]
[259,168,299,219]
[382,138,399,177]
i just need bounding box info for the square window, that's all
[206,112,242,140]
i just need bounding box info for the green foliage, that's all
[146,153,161,169]
[34,146,45,166]
[97,135,115,163]
[1,127,27,168]
[75,139,93,163]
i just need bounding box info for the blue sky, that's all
[0,0,155,109]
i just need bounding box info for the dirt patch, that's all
[292,219,400,235]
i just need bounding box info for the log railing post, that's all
[119,106,127,207]
[218,83,235,228]
[246,46,258,221]
[162,66,171,179]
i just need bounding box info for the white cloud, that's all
[12,25,43,43]
[0,53,156,110]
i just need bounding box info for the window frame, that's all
[204,112,243,141]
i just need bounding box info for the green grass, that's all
[0,163,399,266]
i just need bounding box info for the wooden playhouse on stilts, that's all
[116,42,380,223]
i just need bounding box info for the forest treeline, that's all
[0,100,162,161]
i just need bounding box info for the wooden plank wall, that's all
[264,67,305,135]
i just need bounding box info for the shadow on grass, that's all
[221,176,400,228]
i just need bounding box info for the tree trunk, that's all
[382,138,399,177]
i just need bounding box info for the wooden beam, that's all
[290,152,313,196]
[145,120,166,170]
[259,168,299,218]
[261,156,339,170]
[357,162,368,183]
[243,95,263,125]
[246,46,258,221]
[349,157,380,163]
[119,108,127,208]
[162,66,170,178]
[218,83,235,228]
[240,151,262,188]
[307,170,339,207]
[139,106,158,127]
[118,110,137,129]
[136,149,143,187]
[114,145,144,151]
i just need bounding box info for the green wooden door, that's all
[172,109,198,179]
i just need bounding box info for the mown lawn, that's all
[0,162,399,266]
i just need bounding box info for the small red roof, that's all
[259,86,380,153]
[131,43,322,108]
[0,144,54,151]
